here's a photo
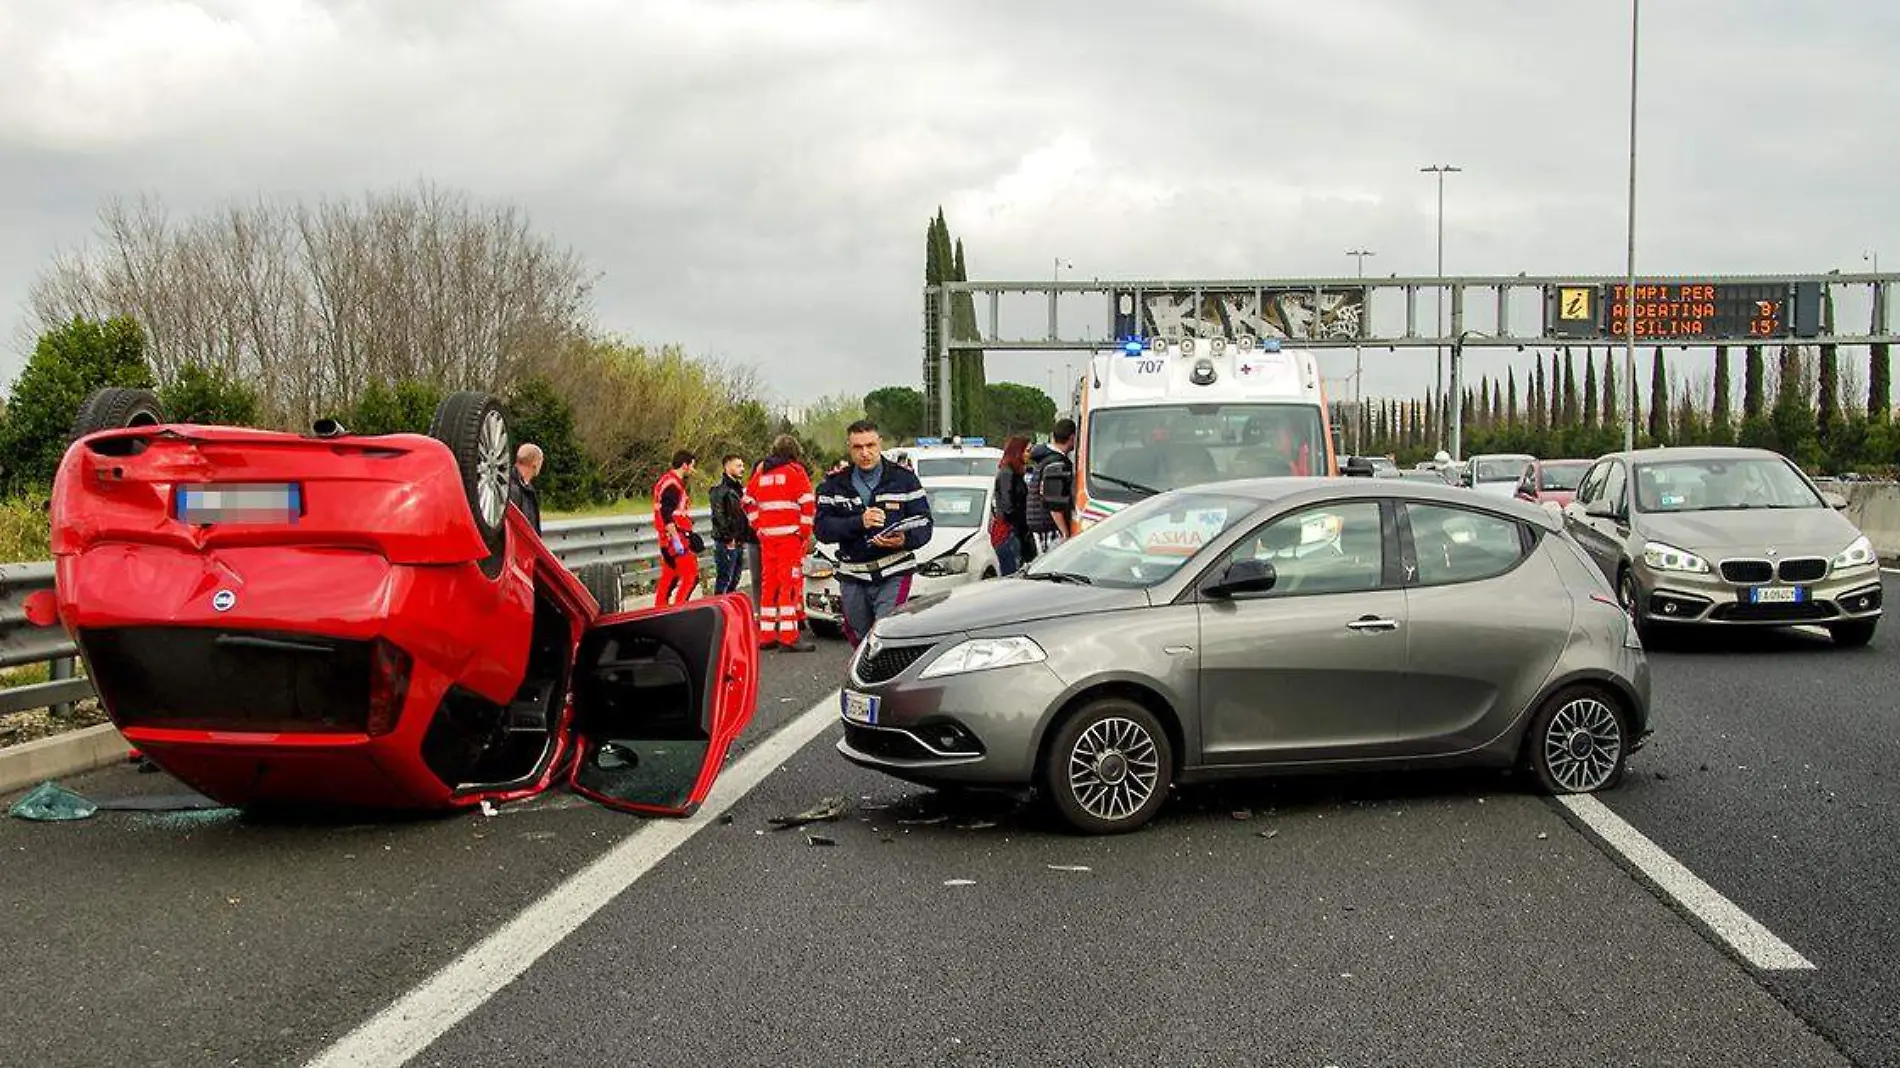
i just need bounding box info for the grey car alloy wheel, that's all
[1539,694,1624,792]
[1044,698,1174,834]
[1069,716,1161,821]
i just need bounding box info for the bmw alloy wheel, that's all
[1067,716,1162,822]
[1541,695,1624,792]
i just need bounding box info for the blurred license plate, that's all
[176,483,302,525]
[1748,586,1806,604]
[841,690,879,725]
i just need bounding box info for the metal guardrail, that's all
[0,508,712,718]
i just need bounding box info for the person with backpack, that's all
[1025,418,1076,550]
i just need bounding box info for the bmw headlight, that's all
[1641,541,1711,574]
[1833,534,1876,573]
[918,552,970,578]
[918,636,1046,679]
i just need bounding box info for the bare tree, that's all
[29,183,595,425]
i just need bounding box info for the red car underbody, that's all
[41,424,758,816]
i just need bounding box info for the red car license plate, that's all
[176,483,303,525]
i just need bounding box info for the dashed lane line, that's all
[304,690,844,1068]
[1558,793,1816,972]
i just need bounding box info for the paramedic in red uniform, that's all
[652,450,700,606]
[742,434,817,651]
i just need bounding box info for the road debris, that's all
[480,801,499,817]
[805,834,836,847]
[896,815,948,826]
[769,795,849,830]
[1230,809,1253,821]
[1046,864,1091,872]
[1258,829,1279,839]
[8,781,97,821]
[944,878,976,886]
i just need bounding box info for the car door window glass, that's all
[1600,463,1628,515]
[1406,503,1529,585]
[1574,463,1606,505]
[1221,501,1384,596]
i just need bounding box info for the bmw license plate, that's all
[176,483,303,525]
[841,690,880,725]
[1748,585,1807,604]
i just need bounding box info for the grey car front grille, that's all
[853,642,934,685]
[1777,558,1827,583]
[1719,559,1774,584]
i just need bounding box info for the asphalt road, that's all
[3,576,1895,1067]
[0,643,848,1068]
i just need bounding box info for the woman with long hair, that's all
[990,434,1038,575]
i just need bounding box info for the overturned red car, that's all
[33,387,758,816]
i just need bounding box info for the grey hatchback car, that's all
[836,478,1652,834]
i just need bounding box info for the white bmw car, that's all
[803,475,1003,638]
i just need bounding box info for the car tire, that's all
[1524,684,1629,795]
[70,387,166,441]
[427,391,511,579]
[576,563,621,615]
[1616,567,1655,644]
[1040,697,1173,835]
[1827,618,1877,648]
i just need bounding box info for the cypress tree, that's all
[1491,379,1503,432]
[1603,354,1619,428]
[1582,351,1599,427]
[1817,342,1841,450]
[1531,359,1546,431]
[1870,343,1892,422]
[1562,348,1579,428]
[1648,349,1669,442]
[1506,366,1519,428]
[1711,346,1733,441]
[1548,353,1562,430]
[1743,345,1765,417]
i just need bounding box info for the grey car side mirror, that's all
[1204,558,1277,599]
[1821,491,1849,510]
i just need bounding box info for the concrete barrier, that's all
[0,723,133,797]
[1838,482,1900,565]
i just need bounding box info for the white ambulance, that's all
[1070,335,1339,532]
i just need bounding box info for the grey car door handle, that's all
[1346,616,1399,632]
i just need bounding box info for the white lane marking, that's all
[1557,794,1815,971]
[305,692,843,1068]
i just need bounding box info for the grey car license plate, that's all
[1747,585,1807,604]
[841,690,879,725]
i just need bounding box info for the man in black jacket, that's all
[1024,418,1074,549]
[509,443,543,534]
[813,419,932,646]
[708,453,753,595]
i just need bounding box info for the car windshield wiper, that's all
[1022,570,1095,585]
[1086,471,1161,498]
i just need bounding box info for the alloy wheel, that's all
[1542,696,1623,791]
[476,409,510,529]
[1067,716,1161,822]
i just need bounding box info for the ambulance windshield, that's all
[1083,403,1328,503]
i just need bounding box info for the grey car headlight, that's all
[1833,534,1876,573]
[918,553,970,578]
[1641,540,1711,575]
[919,636,1046,679]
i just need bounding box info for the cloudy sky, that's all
[4,0,1897,411]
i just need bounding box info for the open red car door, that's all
[564,594,759,817]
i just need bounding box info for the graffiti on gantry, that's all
[1112,287,1366,342]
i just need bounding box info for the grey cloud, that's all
[3,0,1896,406]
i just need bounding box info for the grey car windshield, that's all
[923,486,985,528]
[1633,457,1824,512]
[1024,490,1257,588]
[1086,403,1325,503]
[914,457,994,477]
[1474,457,1532,482]
[1539,462,1590,490]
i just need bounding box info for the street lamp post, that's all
[1621,0,1640,453]
[1865,249,1880,274]
[1346,248,1375,454]
[1451,330,1478,463]
[1421,164,1461,449]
